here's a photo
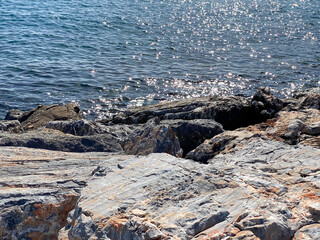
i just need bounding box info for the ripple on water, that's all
[0,0,319,119]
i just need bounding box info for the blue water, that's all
[0,0,319,119]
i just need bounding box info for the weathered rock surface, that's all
[122,119,183,157]
[5,109,25,121]
[0,88,319,240]
[187,107,319,163]
[1,138,319,240]
[108,95,260,130]
[160,119,224,156]
[0,147,115,240]
[0,129,122,153]
[17,103,83,131]
[0,120,23,133]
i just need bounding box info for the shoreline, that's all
[0,87,319,239]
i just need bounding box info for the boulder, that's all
[122,119,183,157]
[0,120,23,133]
[293,224,320,240]
[0,129,123,153]
[251,87,284,120]
[4,109,24,120]
[160,119,224,156]
[18,103,83,130]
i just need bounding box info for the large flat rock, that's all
[0,140,319,240]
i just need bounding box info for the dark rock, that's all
[122,120,183,157]
[161,119,224,156]
[18,103,83,131]
[0,120,23,133]
[251,87,284,121]
[0,130,122,153]
[5,109,25,120]
[108,95,261,130]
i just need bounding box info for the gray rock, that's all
[0,130,123,152]
[0,139,319,239]
[5,109,25,120]
[293,224,320,240]
[0,120,23,133]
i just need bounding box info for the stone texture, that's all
[0,147,116,240]
[4,109,25,121]
[160,119,224,156]
[107,95,260,130]
[293,224,320,240]
[0,137,319,240]
[0,120,23,133]
[18,103,83,131]
[122,119,183,157]
[0,129,123,153]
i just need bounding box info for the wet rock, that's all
[122,120,183,157]
[46,119,141,142]
[286,87,320,111]
[18,103,83,131]
[5,109,25,120]
[160,119,224,156]
[0,120,23,133]
[0,129,123,152]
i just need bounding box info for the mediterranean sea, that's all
[0,0,319,119]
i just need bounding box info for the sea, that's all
[0,0,319,119]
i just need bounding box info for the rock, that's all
[4,109,25,120]
[160,119,224,156]
[251,87,284,121]
[0,147,115,240]
[293,224,320,240]
[0,120,23,133]
[0,129,123,152]
[19,103,83,131]
[185,129,263,163]
[285,87,320,111]
[108,95,261,130]
[0,138,319,239]
[122,120,183,157]
[46,119,106,136]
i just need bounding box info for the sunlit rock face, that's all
[0,88,319,239]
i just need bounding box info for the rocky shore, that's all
[0,87,319,240]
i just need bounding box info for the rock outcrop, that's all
[17,103,82,131]
[0,88,319,240]
[0,139,319,239]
